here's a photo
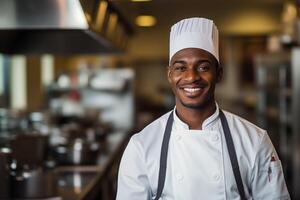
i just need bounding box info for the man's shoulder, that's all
[223,110,267,139]
[222,110,270,163]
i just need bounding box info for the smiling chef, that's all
[116,17,290,200]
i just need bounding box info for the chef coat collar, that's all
[173,103,220,130]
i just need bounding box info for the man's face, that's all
[168,48,222,109]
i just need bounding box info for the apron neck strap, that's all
[154,110,246,200]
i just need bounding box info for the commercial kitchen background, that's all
[0,0,300,199]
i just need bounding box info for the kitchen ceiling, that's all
[111,0,283,33]
[110,0,284,61]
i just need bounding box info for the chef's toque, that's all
[169,17,219,63]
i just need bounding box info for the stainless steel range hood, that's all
[0,0,133,54]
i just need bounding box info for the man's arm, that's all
[251,132,290,199]
[116,136,152,200]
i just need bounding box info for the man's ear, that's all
[167,66,172,83]
[216,64,223,83]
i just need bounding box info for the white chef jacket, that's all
[116,105,290,200]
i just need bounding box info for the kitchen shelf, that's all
[48,85,128,94]
[255,49,300,199]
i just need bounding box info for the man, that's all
[116,17,290,200]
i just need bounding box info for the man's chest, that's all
[146,129,252,200]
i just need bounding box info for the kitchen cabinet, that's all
[255,48,300,199]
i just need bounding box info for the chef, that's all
[116,17,290,200]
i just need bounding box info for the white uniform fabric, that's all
[117,105,290,200]
[169,18,219,63]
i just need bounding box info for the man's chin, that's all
[181,102,208,109]
[180,100,210,109]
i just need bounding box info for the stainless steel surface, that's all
[256,49,300,199]
[255,52,290,151]
[53,131,128,200]
[0,0,87,29]
[56,170,99,200]
[11,167,57,199]
[53,139,100,166]
[291,48,300,199]
[0,0,133,54]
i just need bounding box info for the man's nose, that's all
[183,68,201,82]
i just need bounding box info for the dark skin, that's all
[167,48,223,130]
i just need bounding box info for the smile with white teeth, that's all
[183,88,201,93]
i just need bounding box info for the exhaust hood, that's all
[0,0,134,54]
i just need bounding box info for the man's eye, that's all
[174,66,186,71]
[197,65,210,72]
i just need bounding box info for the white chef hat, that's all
[169,17,219,63]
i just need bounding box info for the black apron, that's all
[154,110,246,200]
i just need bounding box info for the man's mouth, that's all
[180,85,205,96]
[183,88,201,93]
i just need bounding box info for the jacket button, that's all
[176,173,183,181]
[213,173,221,181]
[212,134,219,142]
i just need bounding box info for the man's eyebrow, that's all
[196,59,213,65]
[172,60,186,65]
[172,59,212,65]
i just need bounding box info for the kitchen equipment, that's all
[0,108,21,133]
[0,0,133,54]
[10,166,57,199]
[53,138,100,165]
[11,134,49,166]
[27,112,50,134]
[0,148,11,199]
[56,171,97,200]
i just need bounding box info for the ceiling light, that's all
[135,15,156,27]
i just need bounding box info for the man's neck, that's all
[175,101,216,130]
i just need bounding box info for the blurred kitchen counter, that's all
[54,130,131,200]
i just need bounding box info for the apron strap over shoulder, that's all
[154,112,173,200]
[219,110,246,200]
